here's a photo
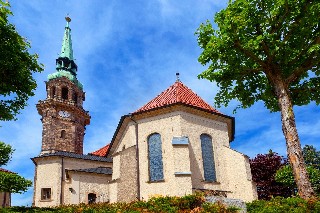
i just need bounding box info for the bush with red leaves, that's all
[250,150,293,200]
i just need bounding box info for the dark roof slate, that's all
[69,167,112,175]
[34,151,112,162]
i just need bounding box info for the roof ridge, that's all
[134,81,222,114]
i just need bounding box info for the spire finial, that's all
[65,16,71,23]
[176,72,180,82]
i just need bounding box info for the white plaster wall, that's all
[173,146,190,173]
[34,156,112,207]
[78,173,111,203]
[34,158,62,207]
[112,155,120,180]
[180,112,229,192]
[137,111,190,199]
[221,146,258,202]
[63,172,111,204]
[114,124,136,153]
[109,182,118,203]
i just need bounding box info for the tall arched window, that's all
[148,133,164,181]
[200,134,216,181]
[61,87,68,100]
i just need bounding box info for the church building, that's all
[32,18,257,207]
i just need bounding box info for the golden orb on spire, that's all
[65,16,71,22]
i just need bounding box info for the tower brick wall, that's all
[37,77,89,154]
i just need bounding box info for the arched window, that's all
[88,193,96,204]
[200,134,216,181]
[148,133,164,181]
[51,86,56,98]
[72,92,78,104]
[61,87,68,100]
[60,130,66,139]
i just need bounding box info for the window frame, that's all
[41,188,52,201]
[200,134,217,182]
[147,133,164,182]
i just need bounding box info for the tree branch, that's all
[286,54,319,83]
[234,40,266,67]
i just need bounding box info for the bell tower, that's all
[37,17,90,155]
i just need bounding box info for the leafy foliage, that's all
[0,141,14,166]
[275,145,320,195]
[247,196,320,213]
[0,171,32,193]
[303,145,320,170]
[276,165,320,195]
[196,0,320,112]
[0,142,32,194]
[196,0,320,199]
[0,194,239,212]
[250,150,292,199]
[0,0,43,121]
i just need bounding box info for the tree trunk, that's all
[273,78,315,199]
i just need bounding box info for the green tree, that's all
[275,145,320,195]
[0,0,43,121]
[0,141,32,194]
[0,140,14,166]
[196,0,320,199]
[303,145,320,170]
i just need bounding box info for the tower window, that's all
[61,87,68,100]
[88,193,96,204]
[72,92,78,103]
[51,86,56,98]
[60,130,66,139]
[41,188,51,200]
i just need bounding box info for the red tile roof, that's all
[0,168,14,173]
[135,81,221,114]
[90,144,110,157]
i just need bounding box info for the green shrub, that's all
[0,193,236,213]
[247,196,320,213]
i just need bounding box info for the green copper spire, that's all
[60,16,74,60]
[48,17,83,90]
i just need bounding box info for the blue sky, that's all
[0,0,319,206]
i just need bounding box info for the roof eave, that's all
[133,103,235,142]
[107,103,235,153]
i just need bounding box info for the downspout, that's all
[129,114,140,200]
[60,157,64,205]
[32,159,38,207]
